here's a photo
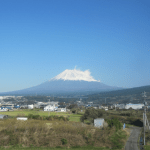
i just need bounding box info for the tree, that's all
[80,108,103,124]
[67,104,78,109]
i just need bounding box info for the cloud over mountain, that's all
[51,69,99,82]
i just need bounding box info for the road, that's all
[125,127,142,150]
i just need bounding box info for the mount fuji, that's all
[1,69,122,95]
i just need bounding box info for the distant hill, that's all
[86,85,150,104]
[89,85,150,97]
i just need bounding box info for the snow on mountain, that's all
[50,69,99,82]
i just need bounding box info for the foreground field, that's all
[0,118,127,149]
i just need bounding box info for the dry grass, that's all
[0,119,127,149]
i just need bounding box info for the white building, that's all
[57,108,66,112]
[115,104,125,109]
[0,96,3,100]
[0,108,8,111]
[17,117,28,121]
[94,118,104,128]
[28,104,34,109]
[47,101,58,107]
[0,96,15,100]
[125,103,144,109]
[37,102,45,105]
[34,104,40,108]
[44,105,57,111]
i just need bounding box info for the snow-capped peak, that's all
[50,69,100,82]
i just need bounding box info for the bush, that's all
[32,115,40,119]
[110,130,127,149]
[61,138,67,145]
[107,118,122,131]
[28,114,40,119]
[28,114,33,119]
[46,116,53,120]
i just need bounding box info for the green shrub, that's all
[107,118,122,131]
[61,138,67,145]
[46,116,53,120]
[32,115,40,119]
[28,114,40,119]
[110,130,127,149]
[28,114,33,119]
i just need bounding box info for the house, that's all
[115,104,125,109]
[0,114,8,119]
[92,104,99,109]
[44,105,56,111]
[14,105,20,109]
[20,105,28,109]
[35,102,47,109]
[57,105,66,112]
[34,104,40,109]
[28,104,34,109]
[48,101,59,108]
[57,108,66,112]
[1,104,14,110]
[1,107,12,110]
[88,102,93,105]
[108,105,114,110]
[44,101,59,111]
[102,106,108,110]
[86,104,92,108]
[0,107,8,111]
[39,104,48,109]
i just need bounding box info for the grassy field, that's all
[0,109,82,122]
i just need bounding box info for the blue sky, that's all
[0,0,150,92]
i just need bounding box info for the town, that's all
[0,94,149,112]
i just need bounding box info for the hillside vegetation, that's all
[0,118,128,149]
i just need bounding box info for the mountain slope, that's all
[0,69,121,95]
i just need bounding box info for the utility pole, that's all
[48,98,50,117]
[142,91,147,145]
[143,112,145,145]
